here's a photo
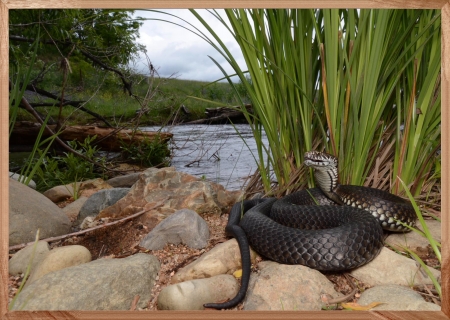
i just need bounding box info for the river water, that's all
[142,124,268,191]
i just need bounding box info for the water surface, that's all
[142,124,268,191]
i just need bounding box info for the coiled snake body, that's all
[204,151,416,309]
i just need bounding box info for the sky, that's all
[132,9,247,82]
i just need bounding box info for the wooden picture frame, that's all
[1,1,448,319]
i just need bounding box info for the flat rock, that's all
[9,241,50,276]
[243,261,340,310]
[25,245,92,286]
[9,172,36,189]
[358,284,440,311]
[139,209,209,250]
[385,219,441,255]
[11,253,160,310]
[96,167,243,229]
[43,178,113,203]
[350,247,440,287]
[9,178,72,246]
[157,274,239,310]
[172,239,259,284]
[76,188,130,225]
[106,172,141,187]
[43,182,82,202]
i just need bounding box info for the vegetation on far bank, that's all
[17,70,251,126]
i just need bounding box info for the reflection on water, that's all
[142,124,268,191]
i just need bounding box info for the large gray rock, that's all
[243,261,340,310]
[157,274,239,310]
[11,253,160,310]
[358,285,440,311]
[9,241,50,276]
[9,178,72,246]
[140,209,209,250]
[76,188,130,224]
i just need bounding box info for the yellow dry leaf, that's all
[233,269,243,278]
[341,301,384,311]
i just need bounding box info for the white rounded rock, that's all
[157,274,239,310]
[172,238,259,283]
[9,241,50,276]
[26,245,91,286]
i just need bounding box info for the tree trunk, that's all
[10,122,172,152]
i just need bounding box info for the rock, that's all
[106,172,141,187]
[76,188,130,225]
[9,241,50,276]
[385,219,441,255]
[140,209,209,250]
[350,247,441,287]
[172,239,259,284]
[79,216,102,230]
[9,172,36,189]
[43,182,82,202]
[157,274,239,310]
[243,261,340,311]
[43,178,113,203]
[358,285,440,311]
[78,178,114,197]
[25,245,92,286]
[62,196,88,222]
[96,167,243,229]
[9,178,72,246]
[11,253,160,310]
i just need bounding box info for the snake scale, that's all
[204,151,416,309]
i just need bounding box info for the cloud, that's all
[132,9,247,82]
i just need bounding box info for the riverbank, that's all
[8,167,442,311]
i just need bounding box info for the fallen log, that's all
[10,121,173,152]
[184,104,253,125]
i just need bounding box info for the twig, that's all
[129,295,140,311]
[8,202,164,252]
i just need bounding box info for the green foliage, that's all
[119,134,170,167]
[33,136,106,192]
[9,9,143,67]
[189,9,441,197]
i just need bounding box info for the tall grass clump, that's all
[169,9,440,198]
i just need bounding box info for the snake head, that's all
[304,151,338,170]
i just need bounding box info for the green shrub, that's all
[119,134,170,167]
[33,136,106,192]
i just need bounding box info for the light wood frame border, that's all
[1,1,449,319]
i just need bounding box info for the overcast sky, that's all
[132,9,247,82]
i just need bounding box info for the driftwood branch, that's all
[26,84,113,127]
[14,87,124,173]
[8,202,164,252]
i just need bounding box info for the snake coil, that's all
[204,151,416,309]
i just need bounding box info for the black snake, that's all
[204,151,416,309]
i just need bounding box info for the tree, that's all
[9,9,145,127]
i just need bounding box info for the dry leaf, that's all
[341,301,384,310]
[233,269,243,278]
